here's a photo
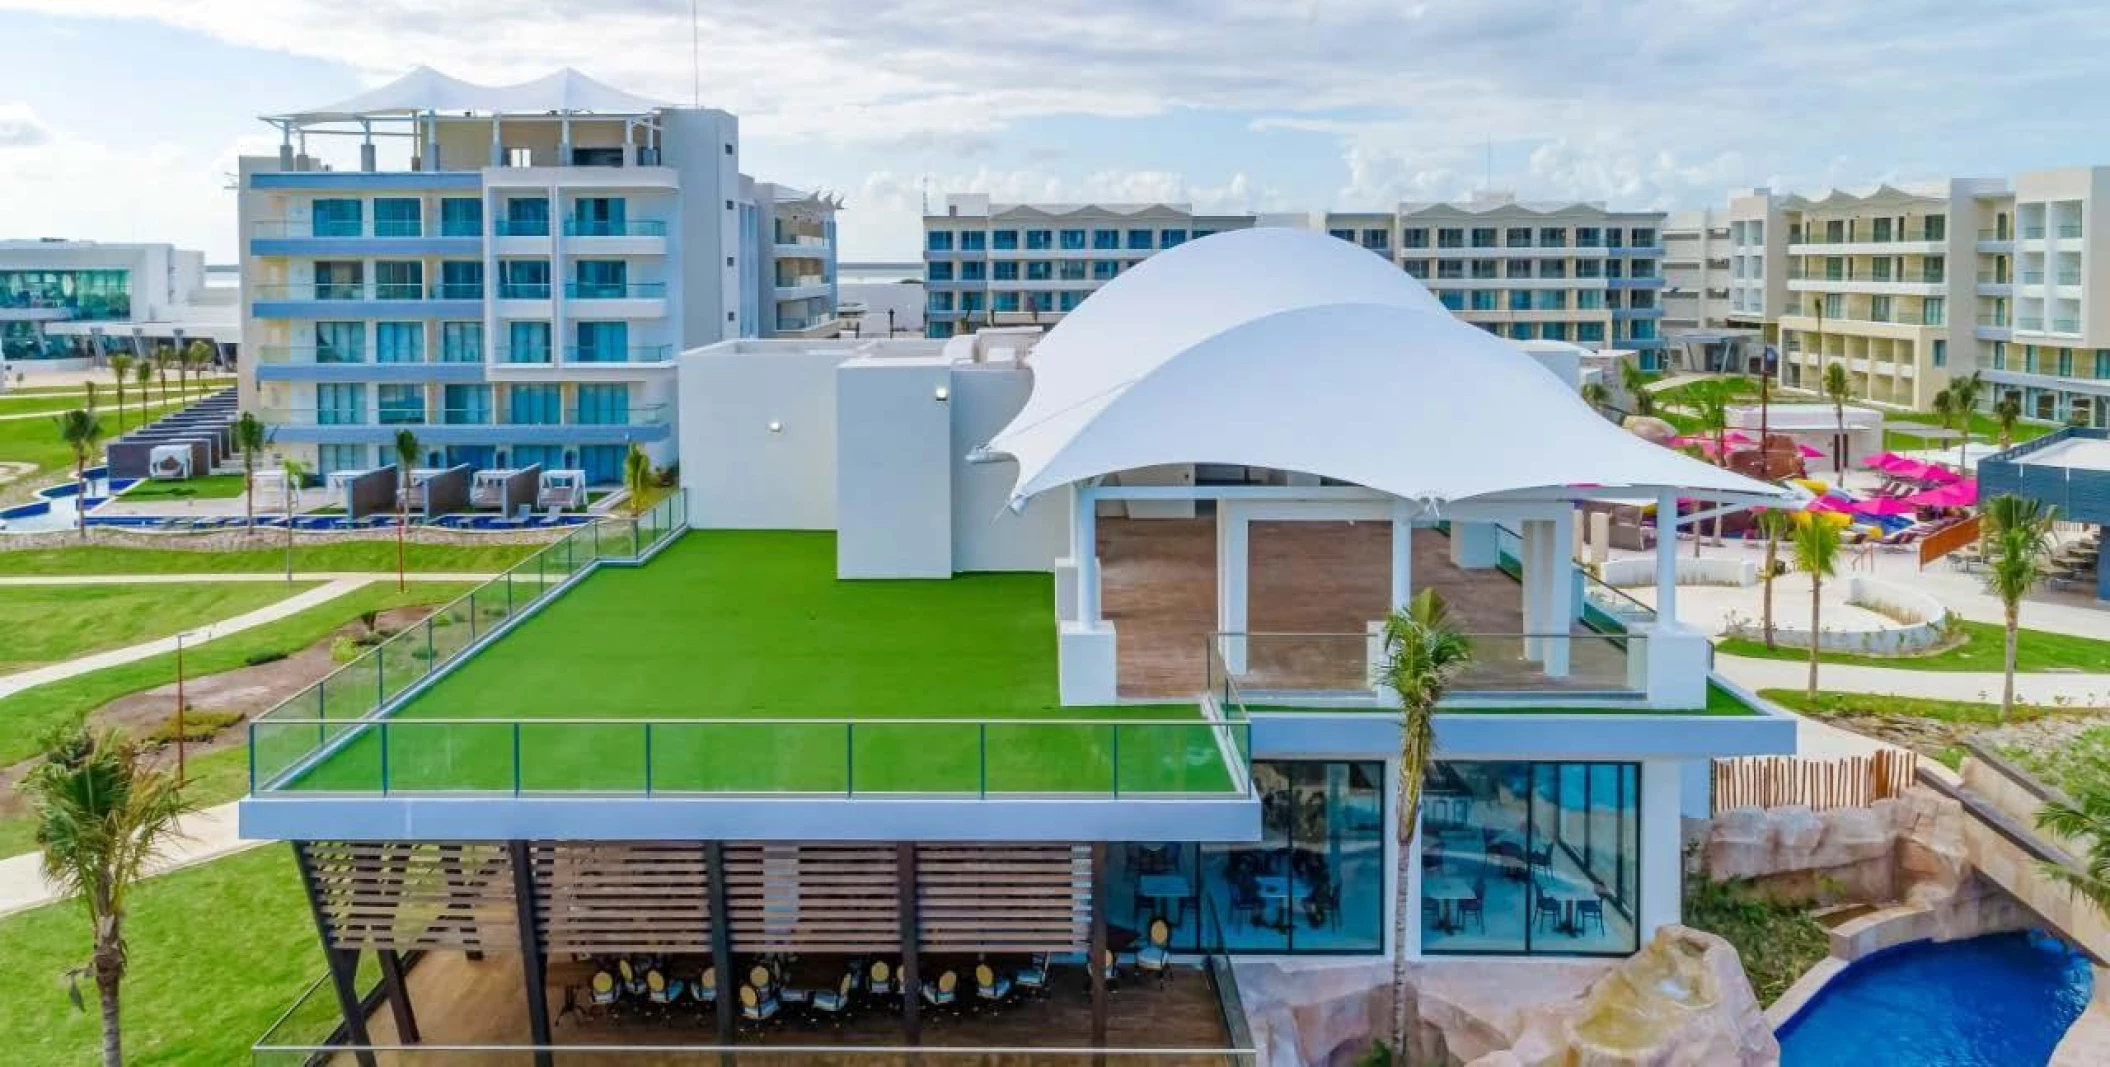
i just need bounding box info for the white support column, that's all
[489,117,503,167]
[1216,500,1250,674]
[1520,518,1550,662]
[1389,499,1413,612]
[1654,489,1679,623]
[1544,510,1573,678]
[1074,482,1099,626]
[1639,760,1683,942]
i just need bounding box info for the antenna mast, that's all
[690,0,701,107]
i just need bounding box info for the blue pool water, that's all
[1778,931,2092,1067]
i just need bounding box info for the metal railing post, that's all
[378,721,390,795]
[979,722,988,798]
[1111,725,1121,798]
[845,722,855,796]
[512,722,523,796]
[643,723,654,796]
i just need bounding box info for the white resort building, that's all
[237,67,839,482]
[0,239,238,371]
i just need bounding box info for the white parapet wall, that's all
[836,354,954,578]
[1722,574,1950,655]
[1599,554,1757,588]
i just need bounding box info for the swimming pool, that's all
[1778,931,2092,1066]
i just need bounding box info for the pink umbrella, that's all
[1852,497,1918,517]
[1864,451,1913,471]
[1798,443,1827,459]
[1806,497,1851,514]
[1885,459,1962,485]
[1724,431,1755,445]
[1904,479,1978,508]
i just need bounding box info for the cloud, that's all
[0,103,51,147]
[0,115,232,252]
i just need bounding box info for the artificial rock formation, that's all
[1702,788,1965,906]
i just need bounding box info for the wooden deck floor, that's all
[347,951,1238,1065]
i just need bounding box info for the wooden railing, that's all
[1918,514,1980,570]
[1712,750,1919,814]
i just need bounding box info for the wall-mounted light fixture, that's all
[934,385,950,401]
[767,420,783,433]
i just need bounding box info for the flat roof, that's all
[2018,436,2110,471]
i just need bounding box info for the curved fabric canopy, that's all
[279,66,666,121]
[983,227,1794,509]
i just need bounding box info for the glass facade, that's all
[1106,760,1384,955]
[0,269,130,322]
[1420,760,1639,957]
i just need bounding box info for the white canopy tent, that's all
[983,227,1791,511]
[274,66,666,122]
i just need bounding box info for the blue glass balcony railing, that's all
[495,219,552,237]
[565,281,668,299]
[562,219,668,237]
[564,345,674,363]
[498,282,553,299]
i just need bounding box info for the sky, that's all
[4,1,2110,263]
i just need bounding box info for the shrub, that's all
[146,710,244,744]
[329,637,363,663]
[243,649,290,667]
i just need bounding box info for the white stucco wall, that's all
[836,355,953,577]
[678,347,840,529]
[949,362,1070,573]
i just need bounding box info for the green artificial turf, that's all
[1719,619,2110,674]
[0,580,320,674]
[116,473,253,502]
[0,541,536,577]
[0,846,339,1066]
[1759,688,2079,724]
[275,531,1232,797]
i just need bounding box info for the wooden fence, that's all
[1918,514,1981,570]
[1711,750,1919,814]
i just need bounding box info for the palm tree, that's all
[1618,360,1656,417]
[1755,509,1796,649]
[1579,381,1613,419]
[106,354,133,433]
[2034,792,2110,919]
[1948,372,1986,469]
[392,429,420,592]
[623,442,653,520]
[183,339,215,390]
[55,409,104,539]
[1981,493,2057,720]
[21,727,193,1067]
[1378,589,1474,1058]
[1792,517,1843,701]
[279,457,308,581]
[231,412,270,530]
[1931,385,1957,433]
[1994,394,2023,450]
[1822,361,1854,474]
[131,358,153,427]
[150,344,172,406]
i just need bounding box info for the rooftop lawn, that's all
[116,473,252,502]
[272,531,1235,797]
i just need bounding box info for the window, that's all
[1439,291,1466,311]
[1932,339,1948,368]
[993,292,1020,312]
[1127,229,1154,251]
[960,261,987,282]
[1509,323,1536,340]
[1538,261,1566,279]
[1360,229,1387,250]
[927,262,955,282]
[1577,290,1605,310]
[311,199,362,237]
[1506,227,1532,248]
[959,291,985,312]
[1542,322,1569,341]
[442,384,491,425]
[571,260,628,298]
[1105,761,1385,955]
[1328,228,1353,242]
[1872,295,1894,322]
[1093,229,1120,250]
[375,322,423,364]
[1026,229,1052,250]
[2059,349,2075,377]
[1923,297,1945,326]
[1469,290,1497,311]
[1925,215,1947,241]
[1507,290,1530,311]
[959,231,986,252]
[1404,228,1429,249]
[313,261,363,300]
[1630,228,1656,248]
[992,230,1019,251]
[993,261,1020,282]
[2096,350,2110,379]
[1539,227,1567,248]
[438,261,483,300]
[573,384,630,425]
[1059,291,1084,312]
[1438,228,1465,249]
[1575,260,1603,279]
[1506,259,1531,278]
[315,384,364,425]
[1470,228,1497,248]
[1026,261,1053,281]
[502,197,550,236]
[440,322,482,364]
[1629,260,1656,279]
[377,385,424,425]
[1533,290,1567,310]
[927,230,954,252]
[1402,260,1430,279]
[505,321,551,364]
[373,261,424,300]
[927,291,954,312]
[316,444,367,474]
[1058,260,1087,281]
[1060,229,1086,250]
[1471,260,1497,280]
[508,384,561,425]
[313,322,364,364]
[499,260,550,299]
[373,198,421,237]
[1092,260,1119,281]
[1161,229,1189,248]
[440,197,481,237]
[1575,227,1602,248]
[573,321,629,363]
[570,196,628,236]
[1577,322,1605,343]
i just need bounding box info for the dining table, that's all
[1422,875,1477,934]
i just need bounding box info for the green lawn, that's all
[0,580,320,674]
[0,386,228,419]
[0,846,337,1066]
[1253,683,1760,717]
[0,541,536,576]
[116,473,252,502]
[1759,688,2080,724]
[0,581,474,777]
[1719,620,2110,674]
[1883,408,2057,452]
[275,531,1232,797]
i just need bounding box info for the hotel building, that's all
[238,67,838,482]
[0,239,237,369]
[1671,167,2110,425]
[923,192,1668,356]
[240,228,1794,1063]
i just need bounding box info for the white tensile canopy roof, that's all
[277,66,666,122]
[982,227,1795,509]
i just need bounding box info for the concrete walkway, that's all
[0,571,503,586]
[0,391,224,422]
[0,577,378,700]
[1716,653,2110,707]
[0,800,259,920]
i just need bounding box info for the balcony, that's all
[2054,317,2081,334]
[249,282,482,317]
[495,219,553,237]
[2058,271,2082,286]
[2022,271,2047,286]
[565,281,668,299]
[776,313,838,334]
[562,219,667,237]
[250,347,489,383]
[2022,225,2048,240]
[563,344,674,364]
[498,282,552,300]
[249,218,481,256]
[259,402,673,446]
[2020,315,2046,331]
[2059,224,2085,239]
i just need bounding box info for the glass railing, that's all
[2020,316,2045,330]
[565,281,668,299]
[776,274,829,289]
[2023,271,2046,284]
[497,347,552,364]
[1204,631,1644,704]
[252,284,472,302]
[1978,313,2009,326]
[433,282,484,299]
[774,233,829,248]
[2055,318,2080,333]
[373,219,424,237]
[563,218,668,237]
[251,346,367,364]
[497,282,552,299]
[1978,270,2007,283]
[570,403,673,427]
[2058,224,2084,239]
[257,403,671,428]
[494,219,552,237]
[777,315,836,331]
[2057,272,2081,285]
[563,344,674,363]
[373,282,427,300]
[2023,225,2048,239]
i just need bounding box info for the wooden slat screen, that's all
[722,844,900,953]
[531,842,712,954]
[916,844,1091,953]
[300,841,517,952]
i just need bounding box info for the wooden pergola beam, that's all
[508,840,555,1067]
[291,842,378,1067]
[897,842,921,1045]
